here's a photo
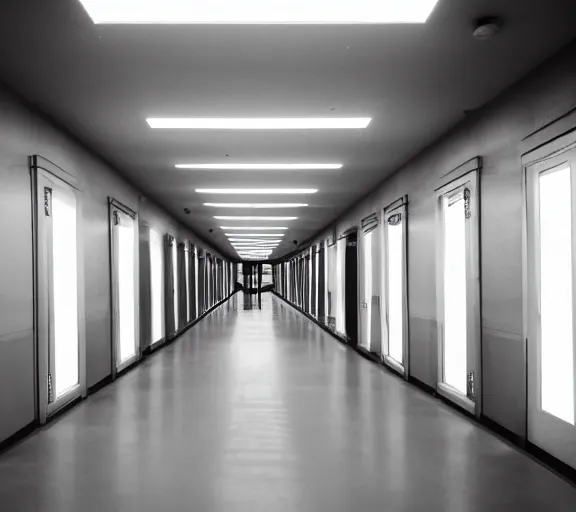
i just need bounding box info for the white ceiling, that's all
[1,0,575,260]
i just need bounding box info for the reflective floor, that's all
[1,293,575,511]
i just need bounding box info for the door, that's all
[345,232,359,346]
[311,247,317,317]
[382,200,409,376]
[109,200,139,374]
[165,234,179,336]
[526,148,576,468]
[191,244,198,320]
[149,228,165,345]
[35,168,85,421]
[318,245,326,323]
[435,171,481,416]
[360,230,373,350]
[360,224,381,354]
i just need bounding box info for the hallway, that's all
[0,293,575,511]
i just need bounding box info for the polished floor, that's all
[1,293,575,511]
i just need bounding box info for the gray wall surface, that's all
[0,85,229,444]
[301,40,576,436]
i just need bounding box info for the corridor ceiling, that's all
[1,0,575,259]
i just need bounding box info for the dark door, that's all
[345,232,358,346]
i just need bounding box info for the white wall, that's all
[299,39,576,436]
[0,84,229,444]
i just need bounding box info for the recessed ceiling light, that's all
[232,243,280,247]
[232,245,280,248]
[226,233,284,237]
[197,189,317,194]
[215,216,298,220]
[204,203,308,208]
[147,118,370,129]
[176,163,342,170]
[228,238,283,242]
[78,1,439,24]
[221,226,288,230]
[231,238,281,242]
[233,245,278,251]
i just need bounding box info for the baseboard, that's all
[0,421,38,455]
[408,375,437,396]
[526,441,576,486]
[356,345,382,364]
[272,291,576,487]
[88,374,114,395]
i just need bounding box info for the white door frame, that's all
[435,158,482,417]
[523,132,576,468]
[31,156,86,424]
[109,197,140,376]
[381,196,409,378]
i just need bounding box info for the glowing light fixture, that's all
[147,118,370,129]
[221,226,288,230]
[232,244,280,247]
[78,1,439,24]
[204,203,308,208]
[215,216,298,220]
[177,163,342,170]
[225,233,284,237]
[197,189,317,194]
[228,238,283,242]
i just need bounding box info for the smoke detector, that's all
[473,17,501,40]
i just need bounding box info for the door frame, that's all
[381,196,409,378]
[434,158,482,417]
[522,122,576,465]
[108,197,140,377]
[30,156,87,424]
[359,213,379,353]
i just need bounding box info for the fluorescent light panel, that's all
[225,233,284,237]
[215,216,297,220]
[228,238,283,242]
[237,250,272,253]
[147,118,370,129]
[79,1,438,24]
[204,203,308,208]
[197,188,317,194]
[221,226,288,230]
[177,163,341,170]
[232,244,279,249]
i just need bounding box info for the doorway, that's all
[345,231,359,346]
[435,169,481,416]
[526,142,576,469]
[317,244,326,323]
[33,160,86,423]
[360,218,381,355]
[381,198,409,376]
[109,199,139,374]
[165,235,179,336]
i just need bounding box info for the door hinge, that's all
[44,187,52,217]
[48,371,54,404]
[464,188,471,219]
[467,371,476,401]
[113,210,120,226]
